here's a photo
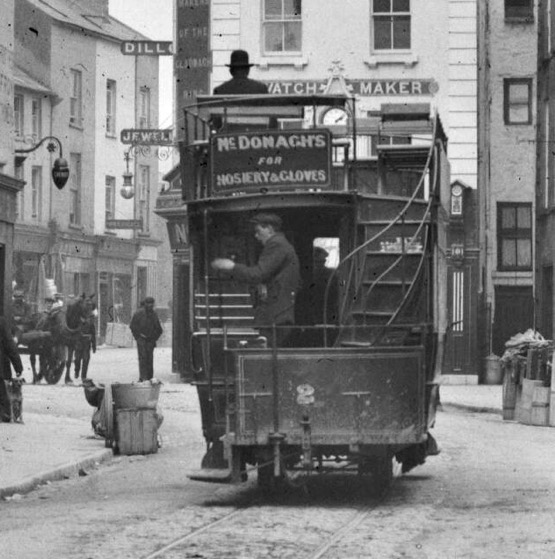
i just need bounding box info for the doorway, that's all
[492,286,534,356]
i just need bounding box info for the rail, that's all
[323,114,442,347]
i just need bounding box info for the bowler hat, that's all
[226,50,254,68]
[250,213,283,230]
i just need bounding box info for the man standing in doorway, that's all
[130,297,163,381]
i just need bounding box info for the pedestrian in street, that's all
[130,297,163,381]
[0,316,23,422]
[211,213,301,347]
[213,50,268,95]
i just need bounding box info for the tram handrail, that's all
[323,113,441,346]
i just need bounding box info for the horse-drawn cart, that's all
[14,322,67,385]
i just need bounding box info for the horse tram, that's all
[159,94,450,492]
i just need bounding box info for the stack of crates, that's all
[503,348,553,427]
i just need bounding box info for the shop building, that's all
[536,0,555,341]
[11,0,170,342]
[0,0,25,318]
[477,0,538,362]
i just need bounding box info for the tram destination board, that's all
[210,129,332,192]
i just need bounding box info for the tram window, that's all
[313,238,339,268]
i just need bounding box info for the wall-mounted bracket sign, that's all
[210,130,332,192]
[121,41,173,56]
[106,219,143,230]
[120,129,173,145]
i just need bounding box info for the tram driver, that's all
[211,213,301,347]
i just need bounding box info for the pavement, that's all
[0,381,504,500]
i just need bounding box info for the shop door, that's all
[98,279,109,341]
[492,286,534,356]
[0,244,4,315]
[541,266,553,340]
[445,264,477,375]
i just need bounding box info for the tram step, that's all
[187,468,232,484]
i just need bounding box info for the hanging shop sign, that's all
[120,129,173,145]
[105,219,143,230]
[121,41,173,56]
[211,130,331,192]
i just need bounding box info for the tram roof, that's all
[194,94,351,109]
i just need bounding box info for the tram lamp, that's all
[120,150,135,199]
[15,136,69,190]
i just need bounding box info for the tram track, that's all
[142,460,402,559]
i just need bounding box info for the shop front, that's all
[0,173,24,317]
[96,236,137,344]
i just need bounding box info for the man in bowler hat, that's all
[213,50,268,95]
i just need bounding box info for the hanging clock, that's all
[322,107,348,126]
[451,183,463,197]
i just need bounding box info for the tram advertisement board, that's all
[210,130,332,191]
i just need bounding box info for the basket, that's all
[111,382,161,410]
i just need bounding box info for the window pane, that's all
[284,0,301,18]
[284,22,301,50]
[506,0,533,18]
[501,207,516,229]
[374,17,391,49]
[265,22,283,51]
[517,206,531,228]
[393,16,410,48]
[510,83,529,103]
[393,0,410,11]
[502,239,516,267]
[374,0,391,12]
[517,239,532,267]
[265,0,282,19]
[509,105,529,123]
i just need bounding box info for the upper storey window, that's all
[372,0,411,51]
[70,69,83,127]
[106,79,117,136]
[139,87,151,129]
[505,0,533,22]
[504,78,533,125]
[263,0,302,54]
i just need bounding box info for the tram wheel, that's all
[257,462,286,494]
[359,455,393,496]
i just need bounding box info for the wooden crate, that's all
[116,409,159,455]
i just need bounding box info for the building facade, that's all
[11,0,170,342]
[536,0,555,341]
[166,0,480,379]
[477,0,538,363]
[0,0,25,318]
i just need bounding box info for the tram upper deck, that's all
[179,94,446,204]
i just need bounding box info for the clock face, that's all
[451,184,463,197]
[322,107,348,126]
